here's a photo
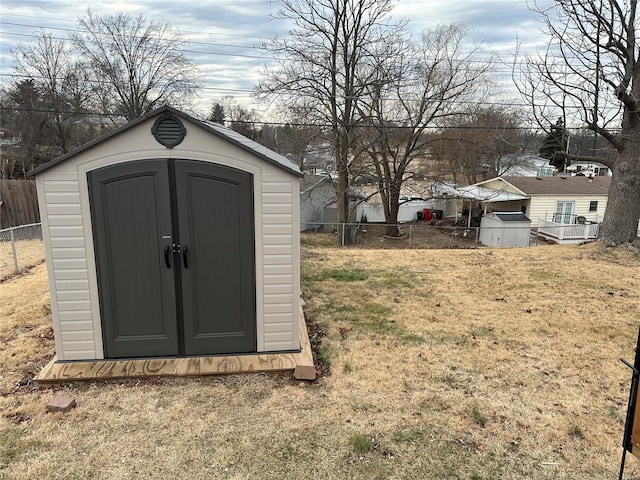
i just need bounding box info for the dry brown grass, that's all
[1,242,640,479]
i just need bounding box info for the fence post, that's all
[408,224,412,248]
[10,227,20,273]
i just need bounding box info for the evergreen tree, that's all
[539,117,567,171]
[209,103,226,125]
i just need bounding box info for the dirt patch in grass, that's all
[1,244,640,479]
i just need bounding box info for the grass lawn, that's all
[1,239,640,479]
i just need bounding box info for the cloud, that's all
[0,0,553,117]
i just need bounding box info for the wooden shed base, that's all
[34,305,316,385]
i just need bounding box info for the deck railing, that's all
[538,218,600,241]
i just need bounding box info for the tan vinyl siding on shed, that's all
[261,173,300,351]
[37,115,300,360]
[37,172,97,360]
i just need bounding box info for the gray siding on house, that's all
[36,111,300,361]
[300,176,335,230]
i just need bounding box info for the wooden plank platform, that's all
[35,304,316,384]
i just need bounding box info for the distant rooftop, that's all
[502,175,611,195]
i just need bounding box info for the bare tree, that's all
[258,123,322,167]
[71,10,200,121]
[211,96,262,140]
[257,0,404,244]
[433,106,528,185]
[517,0,640,246]
[0,80,48,177]
[11,31,93,156]
[356,24,493,235]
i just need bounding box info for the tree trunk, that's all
[384,180,402,237]
[601,135,640,246]
[385,202,401,237]
[336,159,352,246]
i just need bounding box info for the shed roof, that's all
[29,105,303,178]
[493,212,531,222]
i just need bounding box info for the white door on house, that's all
[555,201,575,224]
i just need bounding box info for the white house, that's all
[565,161,611,177]
[461,175,611,227]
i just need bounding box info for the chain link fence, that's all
[300,221,553,249]
[0,219,559,279]
[301,222,483,249]
[0,223,45,280]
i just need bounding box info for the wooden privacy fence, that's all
[0,179,40,229]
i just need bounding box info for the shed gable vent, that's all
[152,113,186,148]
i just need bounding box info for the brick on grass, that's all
[294,365,317,381]
[46,395,76,413]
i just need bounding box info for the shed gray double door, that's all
[88,159,256,359]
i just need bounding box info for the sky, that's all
[0,0,552,118]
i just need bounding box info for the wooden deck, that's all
[35,304,316,385]
[537,218,600,244]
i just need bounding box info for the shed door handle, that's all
[182,245,188,269]
[164,245,171,268]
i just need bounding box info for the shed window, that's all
[589,201,598,212]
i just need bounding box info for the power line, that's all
[0,27,612,80]
[0,30,277,61]
[0,12,275,42]
[0,106,618,132]
[0,72,257,96]
[0,21,257,50]
[1,73,626,114]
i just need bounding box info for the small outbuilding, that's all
[479,212,532,248]
[31,106,314,380]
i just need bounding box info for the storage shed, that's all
[31,106,312,379]
[479,212,532,248]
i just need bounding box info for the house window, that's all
[589,201,598,212]
[555,201,575,224]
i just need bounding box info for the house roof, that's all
[498,154,553,177]
[500,175,611,195]
[300,174,333,194]
[454,184,529,202]
[29,105,303,178]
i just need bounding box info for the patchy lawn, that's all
[1,242,640,479]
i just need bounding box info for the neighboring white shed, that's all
[479,212,531,248]
[30,106,305,369]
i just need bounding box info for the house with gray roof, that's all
[466,175,611,227]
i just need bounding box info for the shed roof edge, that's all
[29,105,302,178]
